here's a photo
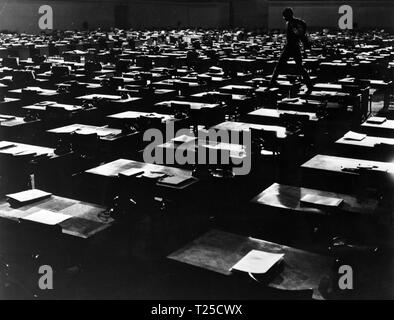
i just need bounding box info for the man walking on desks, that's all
[269,7,313,92]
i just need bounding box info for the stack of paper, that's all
[300,194,343,207]
[231,250,284,274]
[367,117,387,124]
[343,131,367,141]
[6,189,52,206]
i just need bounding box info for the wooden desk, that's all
[335,132,394,160]
[0,141,56,158]
[23,102,83,114]
[0,114,42,142]
[0,140,73,194]
[168,229,333,300]
[107,111,176,123]
[76,94,142,114]
[360,119,394,138]
[302,154,394,175]
[7,86,59,101]
[244,108,319,126]
[117,88,177,104]
[301,154,394,192]
[339,77,392,109]
[0,98,23,116]
[155,100,220,111]
[300,90,355,105]
[219,85,254,95]
[23,101,101,127]
[180,75,231,88]
[155,100,224,125]
[47,124,122,141]
[86,158,198,190]
[152,80,203,94]
[251,183,386,217]
[156,136,248,168]
[46,123,138,158]
[212,121,287,140]
[276,98,326,113]
[190,91,255,114]
[0,194,112,239]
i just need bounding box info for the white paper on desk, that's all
[95,130,116,137]
[0,115,16,120]
[76,128,97,135]
[23,209,71,225]
[231,250,284,274]
[159,175,192,186]
[343,131,366,141]
[119,168,144,177]
[141,171,166,179]
[366,116,387,124]
[281,98,299,103]
[0,141,15,150]
[53,126,79,134]
[300,194,343,207]
[37,101,56,106]
[6,189,52,204]
[171,135,197,144]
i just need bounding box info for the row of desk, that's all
[0,28,393,299]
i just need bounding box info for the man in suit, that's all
[269,7,313,92]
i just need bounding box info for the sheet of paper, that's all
[52,126,80,134]
[300,194,343,207]
[0,141,15,150]
[119,168,144,177]
[0,115,16,120]
[231,250,284,274]
[171,135,197,144]
[159,175,191,186]
[23,209,71,225]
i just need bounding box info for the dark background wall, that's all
[0,0,391,33]
[269,1,394,30]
